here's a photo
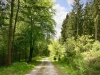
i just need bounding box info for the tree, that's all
[0,0,56,66]
[25,0,56,62]
[83,2,94,35]
[72,0,83,36]
[8,0,15,66]
[61,14,69,42]
[93,0,100,40]
[11,0,20,62]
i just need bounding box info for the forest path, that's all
[25,58,59,75]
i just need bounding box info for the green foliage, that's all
[91,50,100,58]
[76,35,94,52]
[61,0,100,41]
[59,0,100,75]
[52,61,68,75]
[51,35,100,75]
[86,56,100,75]
[0,62,33,75]
[65,37,76,57]
[63,36,100,75]
[61,15,69,42]
[0,1,9,66]
[92,40,100,51]
[48,39,65,60]
[0,56,45,75]
[52,55,87,75]
[0,0,56,65]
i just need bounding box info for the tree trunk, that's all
[29,46,33,62]
[18,50,21,62]
[95,22,98,40]
[8,0,15,66]
[76,18,79,37]
[12,0,20,62]
[29,16,33,62]
[94,14,98,41]
[25,47,27,61]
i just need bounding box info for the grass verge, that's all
[53,61,68,75]
[0,56,45,75]
[49,57,68,75]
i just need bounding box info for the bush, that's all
[61,35,94,75]
[92,40,100,51]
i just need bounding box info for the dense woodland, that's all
[0,0,56,66]
[48,0,100,75]
[61,0,100,41]
[0,0,100,75]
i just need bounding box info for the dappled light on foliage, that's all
[48,39,65,61]
[0,0,55,66]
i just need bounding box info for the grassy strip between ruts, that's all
[0,56,45,75]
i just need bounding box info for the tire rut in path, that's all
[26,58,59,75]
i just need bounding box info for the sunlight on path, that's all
[25,58,59,75]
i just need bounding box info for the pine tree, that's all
[72,0,83,36]
[61,14,69,42]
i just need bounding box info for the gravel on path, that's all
[25,58,59,75]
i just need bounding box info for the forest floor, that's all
[25,58,59,75]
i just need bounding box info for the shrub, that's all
[92,40,100,51]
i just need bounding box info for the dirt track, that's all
[26,58,59,75]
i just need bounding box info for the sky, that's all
[53,0,87,39]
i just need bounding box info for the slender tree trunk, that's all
[18,50,21,62]
[95,21,98,40]
[29,46,33,62]
[83,23,85,35]
[25,47,27,61]
[8,0,15,66]
[29,16,33,62]
[12,0,20,62]
[76,20,79,38]
[76,16,79,37]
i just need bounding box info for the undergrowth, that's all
[49,37,100,75]
[0,56,45,75]
[52,51,100,75]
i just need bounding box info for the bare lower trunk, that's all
[95,22,97,41]
[8,0,15,66]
